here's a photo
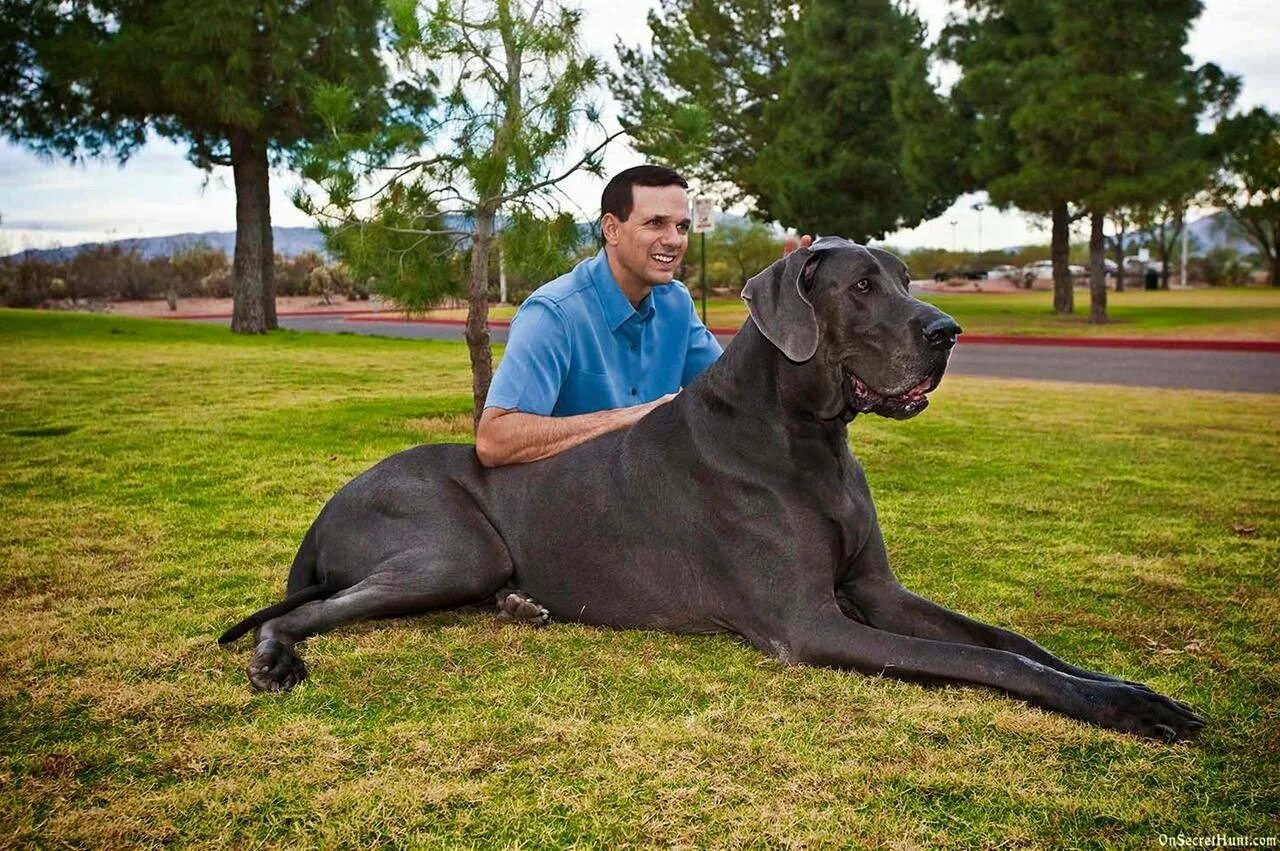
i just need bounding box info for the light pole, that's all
[1181,204,1190,287]
[973,202,985,258]
[949,219,958,254]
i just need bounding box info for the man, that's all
[475,165,723,467]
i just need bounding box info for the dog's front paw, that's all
[248,638,308,692]
[1074,680,1205,742]
[495,590,551,627]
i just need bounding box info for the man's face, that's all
[602,184,691,288]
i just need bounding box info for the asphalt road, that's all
[224,315,1280,395]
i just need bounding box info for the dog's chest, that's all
[806,451,875,564]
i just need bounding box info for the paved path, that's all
[201,315,1280,395]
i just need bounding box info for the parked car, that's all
[988,264,1020,279]
[1022,260,1054,285]
[1123,256,1164,273]
[932,268,989,281]
[1022,260,1113,286]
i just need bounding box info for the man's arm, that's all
[475,396,675,468]
[471,396,670,468]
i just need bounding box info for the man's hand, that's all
[783,233,815,255]
[475,393,679,468]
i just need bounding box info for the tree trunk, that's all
[467,207,497,429]
[1270,253,1280,287]
[1051,202,1073,315]
[1088,210,1107,324]
[1113,217,1126,293]
[262,204,277,330]
[229,129,272,334]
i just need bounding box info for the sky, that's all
[2,0,1278,256]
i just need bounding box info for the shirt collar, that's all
[590,249,655,332]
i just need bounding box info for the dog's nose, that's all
[924,316,962,350]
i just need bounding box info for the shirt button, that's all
[630,388,637,396]
[631,344,637,352]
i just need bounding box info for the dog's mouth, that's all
[843,371,939,420]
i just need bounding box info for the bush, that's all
[0,257,62,307]
[0,242,367,306]
[1194,247,1255,286]
[275,251,327,297]
[168,245,231,298]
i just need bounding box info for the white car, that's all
[1123,256,1164,273]
[1022,260,1054,283]
[988,264,1020,279]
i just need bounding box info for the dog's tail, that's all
[218,525,327,646]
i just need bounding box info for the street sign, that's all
[692,197,716,233]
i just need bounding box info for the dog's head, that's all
[742,237,960,421]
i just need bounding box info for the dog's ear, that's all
[742,247,820,362]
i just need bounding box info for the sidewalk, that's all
[339,313,1280,353]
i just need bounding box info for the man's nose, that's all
[924,315,962,350]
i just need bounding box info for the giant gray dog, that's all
[220,237,1204,742]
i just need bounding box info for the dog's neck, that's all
[690,320,849,447]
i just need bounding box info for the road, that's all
[211,315,1280,395]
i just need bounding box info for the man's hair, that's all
[600,165,688,224]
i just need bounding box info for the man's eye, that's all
[677,223,690,234]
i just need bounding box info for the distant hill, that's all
[3,227,327,263]
[1,210,1256,263]
[1183,210,1257,256]
[0,213,744,263]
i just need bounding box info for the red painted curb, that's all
[158,307,378,320]
[956,334,1280,353]
[345,314,511,327]
[344,316,1279,352]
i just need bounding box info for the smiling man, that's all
[475,165,722,467]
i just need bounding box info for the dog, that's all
[220,237,1204,742]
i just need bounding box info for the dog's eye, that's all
[853,279,870,293]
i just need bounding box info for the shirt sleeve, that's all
[680,290,724,386]
[484,297,571,416]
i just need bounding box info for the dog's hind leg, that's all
[247,548,511,692]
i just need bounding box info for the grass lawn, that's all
[422,286,1280,341]
[1,309,1276,848]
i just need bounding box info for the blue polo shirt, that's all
[484,250,723,416]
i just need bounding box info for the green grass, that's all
[423,286,1280,340]
[1,308,1277,848]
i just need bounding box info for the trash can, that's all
[1144,268,1159,290]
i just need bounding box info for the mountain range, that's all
[0,211,1258,263]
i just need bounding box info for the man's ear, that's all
[601,212,621,246]
[742,247,820,363]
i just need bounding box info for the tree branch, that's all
[491,126,630,205]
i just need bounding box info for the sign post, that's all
[692,198,716,326]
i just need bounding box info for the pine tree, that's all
[615,0,954,238]
[1,0,389,333]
